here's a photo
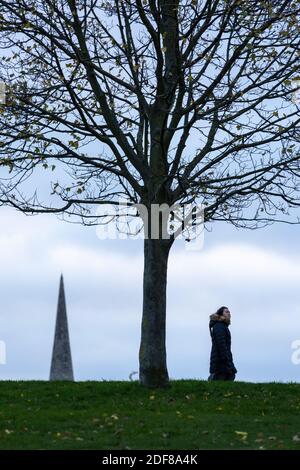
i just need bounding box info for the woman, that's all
[208,306,237,381]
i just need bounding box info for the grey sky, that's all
[0,205,299,382]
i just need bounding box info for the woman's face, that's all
[223,308,231,320]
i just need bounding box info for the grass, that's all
[0,380,300,450]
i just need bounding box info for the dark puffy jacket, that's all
[209,314,237,375]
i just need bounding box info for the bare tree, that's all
[0,0,300,388]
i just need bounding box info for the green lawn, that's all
[0,380,299,450]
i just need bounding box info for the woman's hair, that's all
[215,306,228,316]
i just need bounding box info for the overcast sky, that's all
[0,205,300,382]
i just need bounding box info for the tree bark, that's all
[139,237,172,388]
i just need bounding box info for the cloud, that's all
[0,207,299,382]
[169,243,300,287]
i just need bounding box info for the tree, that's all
[0,0,300,388]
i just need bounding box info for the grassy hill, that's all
[0,380,299,450]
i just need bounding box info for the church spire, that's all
[50,275,74,381]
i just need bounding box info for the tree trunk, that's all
[139,237,172,388]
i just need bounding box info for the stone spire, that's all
[50,275,74,381]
